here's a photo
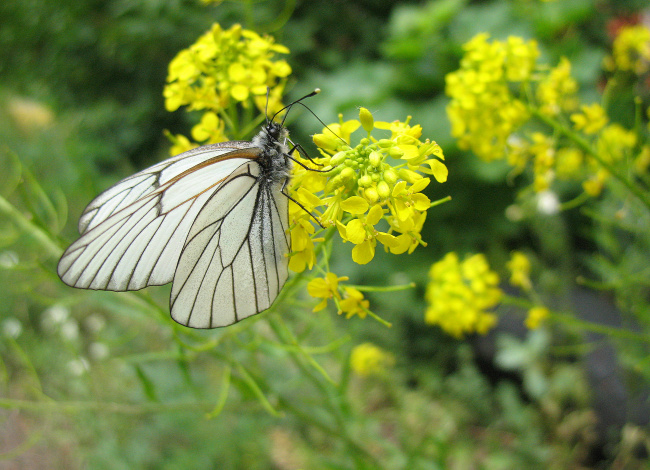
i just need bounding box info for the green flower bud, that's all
[360,138,370,146]
[365,186,379,203]
[377,180,391,199]
[377,139,394,148]
[359,174,372,187]
[383,168,398,184]
[330,151,348,166]
[359,107,374,133]
[369,150,382,168]
[340,167,356,181]
[389,146,404,158]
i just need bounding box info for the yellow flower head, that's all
[290,107,446,267]
[307,272,348,312]
[164,23,291,116]
[425,252,501,338]
[604,24,650,74]
[445,33,537,162]
[350,343,395,377]
[306,272,372,320]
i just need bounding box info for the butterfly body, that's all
[59,121,293,328]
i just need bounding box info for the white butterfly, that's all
[58,91,319,328]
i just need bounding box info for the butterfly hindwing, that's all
[170,162,290,328]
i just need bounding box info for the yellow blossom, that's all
[525,306,549,329]
[425,252,501,338]
[191,112,228,143]
[507,251,532,291]
[292,108,446,266]
[536,57,578,116]
[164,23,291,116]
[604,25,650,74]
[350,343,395,376]
[164,131,197,156]
[307,273,348,312]
[570,104,609,135]
[445,33,536,161]
[339,287,370,319]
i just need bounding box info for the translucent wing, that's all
[58,143,260,291]
[170,161,290,328]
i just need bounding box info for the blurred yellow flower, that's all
[425,252,501,338]
[164,23,291,116]
[570,104,609,135]
[536,57,578,117]
[445,33,537,162]
[339,287,370,319]
[525,306,549,329]
[307,272,348,312]
[306,273,371,319]
[507,251,532,291]
[604,24,650,74]
[350,343,394,376]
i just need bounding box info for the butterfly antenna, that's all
[273,88,321,125]
[291,101,348,146]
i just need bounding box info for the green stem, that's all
[346,282,416,293]
[500,294,650,344]
[0,398,214,414]
[559,191,590,211]
[430,195,452,208]
[0,194,62,259]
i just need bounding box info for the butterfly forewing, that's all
[78,144,257,233]
[58,146,260,291]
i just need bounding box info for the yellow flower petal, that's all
[345,219,366,244]
[231,84,249,101]
[392,180,407,197]
[421,159,448,183]
[352,239,375,264]
[366,204,384,226]
[410,177,430,193]
[376,232,400,248]
[411,193,431,211]
[340,196,369,214]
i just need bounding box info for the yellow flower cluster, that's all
[163,23,291,150]
[583,123,637,196]
[604,24,650,74]
[446,34,538,162]
[290,107,447,268]
[349,343,395,377]
[306,273,370,319]
[536,57,579,117]
[424,252,501,338]
[447,32,646,198]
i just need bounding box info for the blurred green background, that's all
[1,0,649,468]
